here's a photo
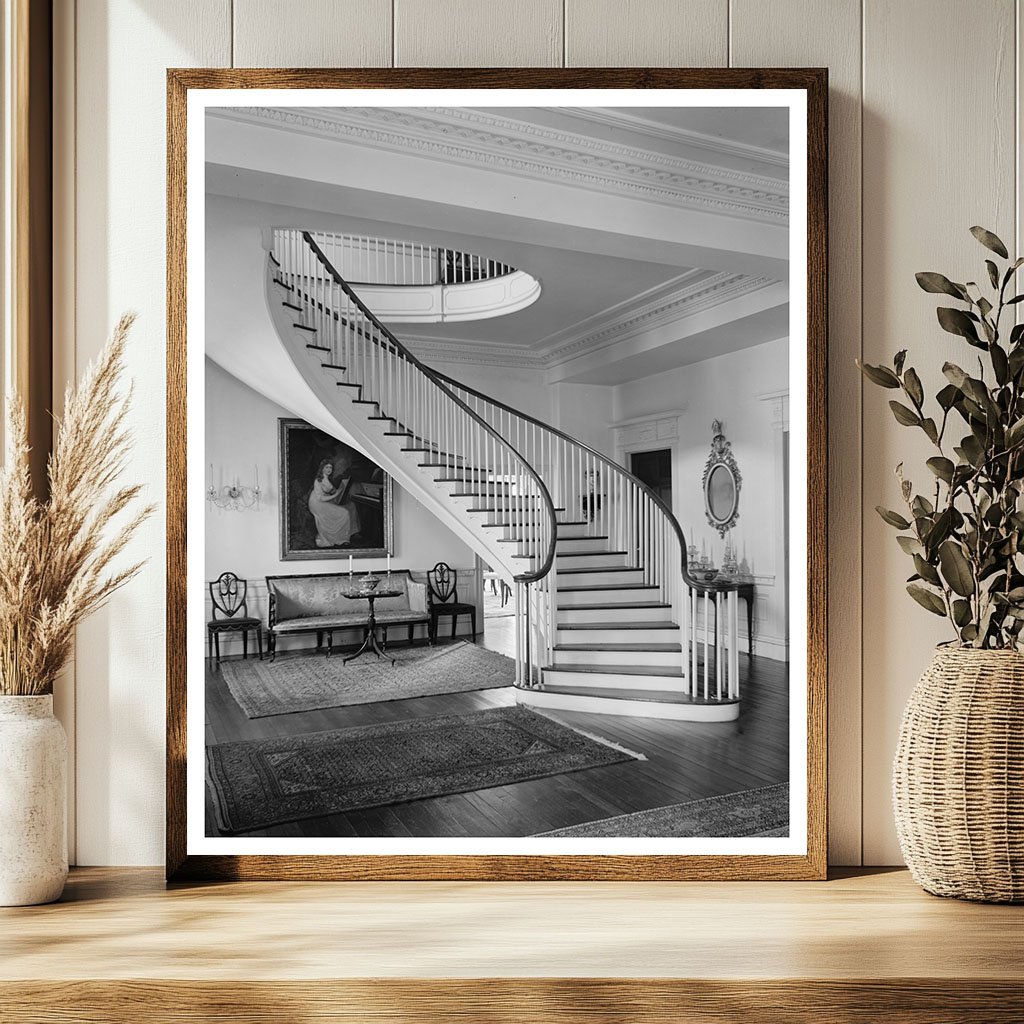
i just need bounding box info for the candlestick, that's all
[348,554,353,579]
[386,553,391,575]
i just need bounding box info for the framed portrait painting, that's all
[279,418,393,560]
[168,68,827,881]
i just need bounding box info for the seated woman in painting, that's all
[308,457,361,547]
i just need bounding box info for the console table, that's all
[2,868,1021,1021]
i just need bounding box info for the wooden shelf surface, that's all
[1,867,1022,1022]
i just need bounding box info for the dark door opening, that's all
[630,449,673,508]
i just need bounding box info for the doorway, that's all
[630,448,673,508]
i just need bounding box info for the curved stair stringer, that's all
[207,259,526,581]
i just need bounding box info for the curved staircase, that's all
[217,228,742,722]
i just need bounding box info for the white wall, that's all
[204,359,476,653]
[56,0,1023,865]
[613,338,789,657]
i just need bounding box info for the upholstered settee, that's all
[265,569,429,658]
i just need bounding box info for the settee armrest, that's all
[408,580,428,615]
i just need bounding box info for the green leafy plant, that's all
[859,227,1024,649]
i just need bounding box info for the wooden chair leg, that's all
[214,630,221,665]
[243,630,249,660]
[207,629,212,662]
[471,610,477,640]
[408,623,413,644]
[256,627,264,661]
[451,614,457,639]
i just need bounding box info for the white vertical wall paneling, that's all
[233,0,392,68]
[71,0,231,865]
[565,0,728,68]
[730,0,864,865]
[393,0,563,67]
[862,0,1017,865]
[52,0,77,864]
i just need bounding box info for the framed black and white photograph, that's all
[278,418,393,560]
[168,69,827,882]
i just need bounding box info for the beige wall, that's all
[55,0,1022,865]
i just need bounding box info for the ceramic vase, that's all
[893,648,1024,903]
[0,694,68,906]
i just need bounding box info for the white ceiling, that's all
[206,103,789,383]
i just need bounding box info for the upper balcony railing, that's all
[316,232,516,288]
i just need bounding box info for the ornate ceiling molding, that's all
[543,272,779,367]
[398,271,779,372]
[215,105,789,223]
[560,107,790,169]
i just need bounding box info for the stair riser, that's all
[557,626,678,645]
[557,605,673,625]
[552,648,683,669]
[555,536,617,555]
[558,587,661,608]
[556,552,629,570]
[556,568,645,587]
[542,669,686,692]
[516,688,740,722]
[555,522,592,539]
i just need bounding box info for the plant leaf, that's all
[970,226,1009,259]
[985,260,1000,289]
[936,383,960,411]
[907,583,947,617]
[915,272,971,301]
[1006,417,1024,450]
[877,506,911,530]
[991,342,1009,385]
[913,554,941,586]
[943,362,969,390]
[889,401,921,427]
[903,367,924,407]
[952,599,972,628]
[939,540,975,598]
[937,307,982,344]
[856,360,900,388]
[927,456,955,483]
[897,535,925,557]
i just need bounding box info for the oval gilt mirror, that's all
[703,420,741,537]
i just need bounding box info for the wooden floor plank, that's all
[203,626,790,839]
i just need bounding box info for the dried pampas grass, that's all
[0,313,154,696]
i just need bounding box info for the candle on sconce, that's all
[348,554,353,579]
[386,553,391,575]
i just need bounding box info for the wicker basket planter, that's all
[893,648,1024,902]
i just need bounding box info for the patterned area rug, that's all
[220,641,514,718]
[535,783,789,838]
[207,705,642,835]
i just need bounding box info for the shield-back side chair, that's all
[427,562,477,643]
[207,571,264,665]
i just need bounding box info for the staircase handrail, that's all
[432,367,696,589]
[298,230,558,585]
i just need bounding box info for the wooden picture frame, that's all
[168,68,827,881]
[278,418,394,561]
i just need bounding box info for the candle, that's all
[254,463,259,489]
[387,553,391,575]
[348,554,353,578]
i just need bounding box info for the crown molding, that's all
[398,270,778,372]
[544,272,779,367]
[214,105,789,224]
[560,107,790,170]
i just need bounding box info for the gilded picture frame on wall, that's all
[168,68,828,882]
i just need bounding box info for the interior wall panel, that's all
[233,0,392,68]
[730,0,863,864]
[71,0,231,865]
[862,0,1017,864]
[565,0,728,67]
[394,0,562,67]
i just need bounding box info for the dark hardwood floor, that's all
[204,616,789,838]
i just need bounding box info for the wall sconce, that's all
[207,464,261,511]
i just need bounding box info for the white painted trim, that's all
[211,105,790,223]
[517,686,740,722]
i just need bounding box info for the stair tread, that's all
[561,601,670,610]
[557,566,640,575]
[559,620,678,630]
[558,583,658,592]
[558,535,609,542]
[539,682,736,706]
[547,663,685,678]
[557,550,629,558]
[555,643,682,653]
